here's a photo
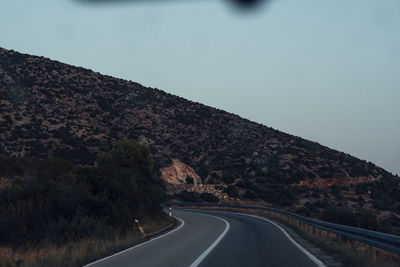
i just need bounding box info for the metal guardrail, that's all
[165,202,400,257]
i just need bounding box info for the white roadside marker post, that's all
[135,219,148,239]
[169,207,172,217]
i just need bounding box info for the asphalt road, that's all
[85,209,324,267]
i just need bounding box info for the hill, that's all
[0,47,392,180]
[1,47,399,232]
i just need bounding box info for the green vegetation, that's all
[235,178,299,207]
[0,141,169,266]
[185,176,194,184]
[356,176,400,212]
[174,190,219,203]
[224,185,239,198]
[321,206,393,233]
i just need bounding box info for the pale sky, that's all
[1,0,399,175]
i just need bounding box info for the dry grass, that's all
[0,232,142,267]
[0,218,174,267]
[268,213,398,267]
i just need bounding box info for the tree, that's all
[111,140,154,176]
[106,140,164,209]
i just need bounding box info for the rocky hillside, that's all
[0,47,397,197]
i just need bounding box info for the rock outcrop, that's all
[161,159,201,185]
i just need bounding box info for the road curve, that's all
[86,209,324,267]
[194,210,323,267]
[85,210,228,267]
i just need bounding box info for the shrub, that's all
[185,177,194,184]
[221,174,235,184]
[224,185,239,198]
[311,192,321,199]
[321,206,385,232]
[174,190,199,202]
[243,190,257,200]
[199,193,219,203]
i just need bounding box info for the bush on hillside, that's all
[199,193,219,203]
[320,206,394,233]
[186,177,194,184]
[174,190,199,202]
[224,185,239,198]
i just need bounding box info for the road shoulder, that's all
[273,220,344,267]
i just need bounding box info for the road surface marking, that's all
[243,214,326,267]
[84,217,185,266]
[188,213,230,267]
[191,209,326,267]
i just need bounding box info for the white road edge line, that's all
[84,217,185,266]
[245,214,326,267]
[191,209,326,267]
[188,213,230,267]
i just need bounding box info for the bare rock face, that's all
[161,159,201,185]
